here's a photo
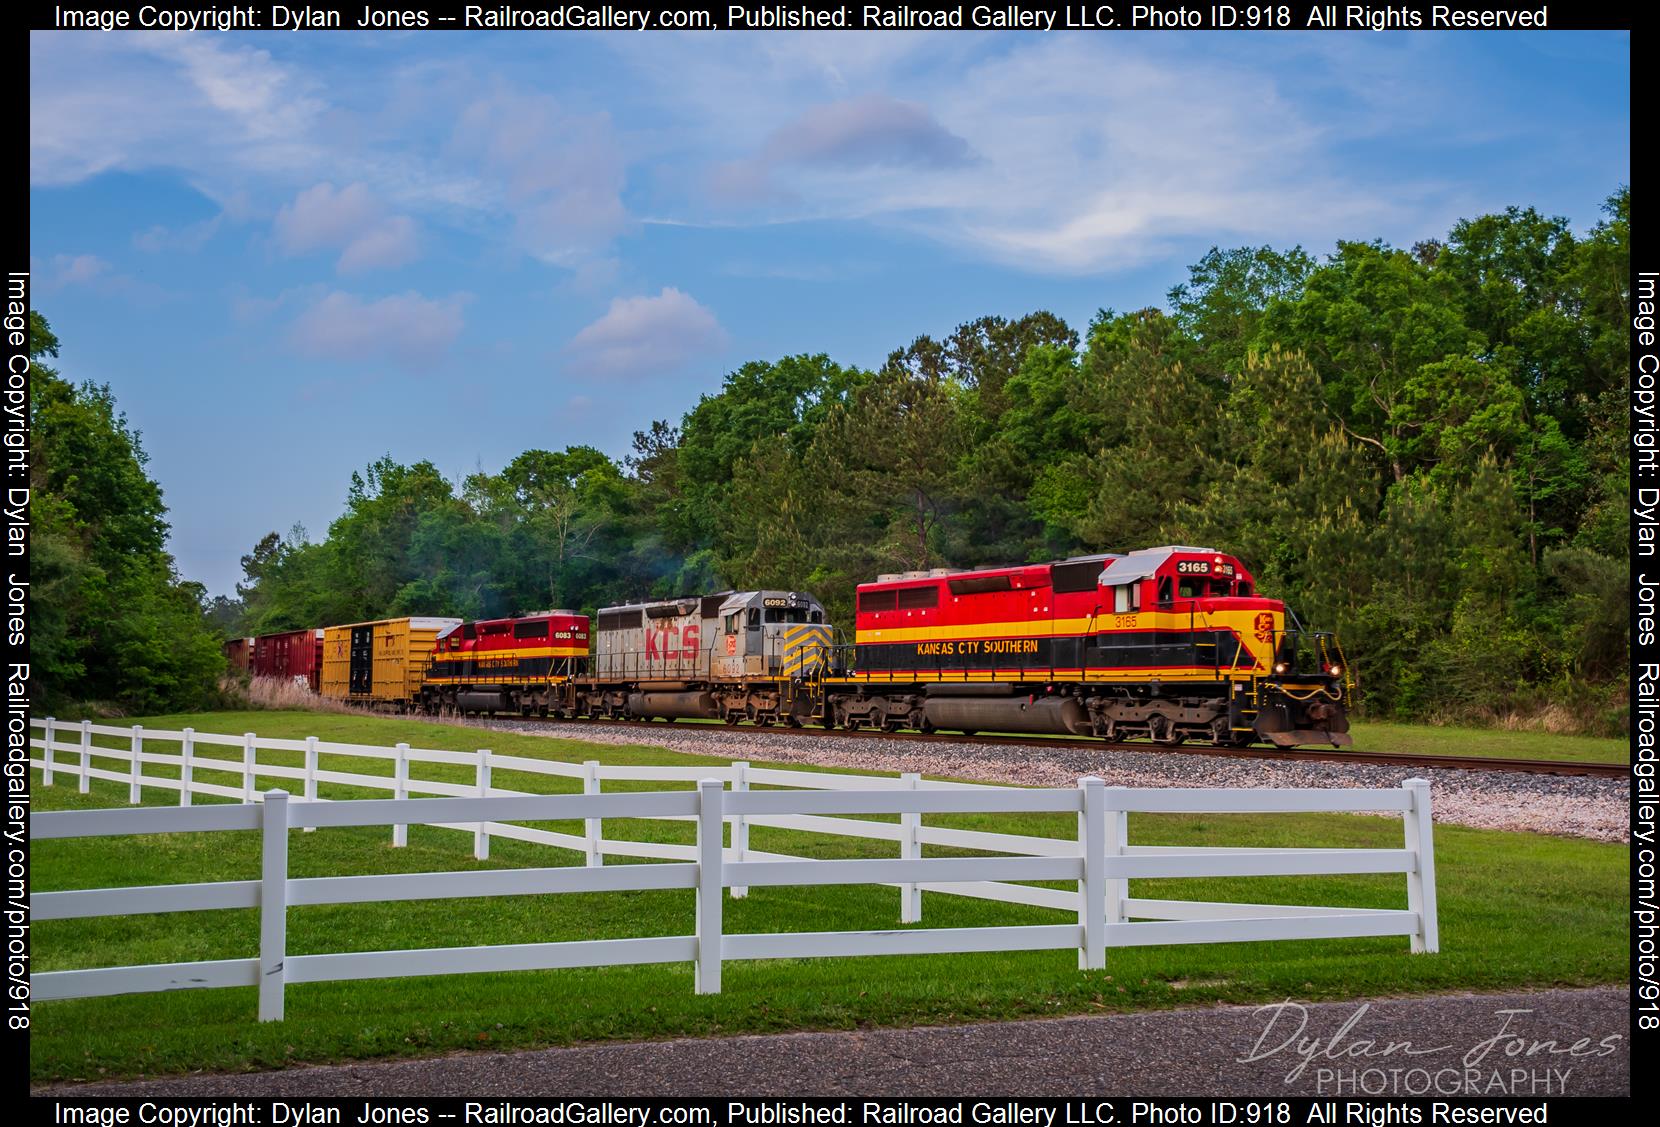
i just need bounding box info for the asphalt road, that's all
[39,986,1629,1098]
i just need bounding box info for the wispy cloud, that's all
[624,35,1436,272]
[450,89,632,266]
[43,253,112,288]
[289,290,467,370]
[273,182,419,274]
[566,287,727,380]
[30,33,326,192]
[711,93,975,205]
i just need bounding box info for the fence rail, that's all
[29,718,1438,1021]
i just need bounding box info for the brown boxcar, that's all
[320,617,461,708]
[252,628,325,692]
[223,637,253,674]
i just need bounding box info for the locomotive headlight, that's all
[1327,664,1343,678]
[1273,661,1289,675]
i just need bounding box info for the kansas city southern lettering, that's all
[916,639,1041,656]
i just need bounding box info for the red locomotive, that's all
[419,611,590,715]
[822,546,1351,746]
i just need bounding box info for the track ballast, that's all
[449,713,1624,779]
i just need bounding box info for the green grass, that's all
[1343,720,1625,764]
[29,710,1628,1085]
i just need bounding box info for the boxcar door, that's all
[349,625,374,695]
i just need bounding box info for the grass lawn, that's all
[1343,720,1625,765]
[29,710,1629,1085]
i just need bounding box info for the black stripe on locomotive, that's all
[854,630,1245,675]
[427,655,583,680]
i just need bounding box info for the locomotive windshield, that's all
[765,607,813,624]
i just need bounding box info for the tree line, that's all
[36,190,1631,731]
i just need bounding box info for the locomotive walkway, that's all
[41,986,1629,1097]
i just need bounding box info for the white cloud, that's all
[566,288,727,380]
[289,291,466,370]
[448,90,632,266]
[624,35,1434,273]
[30,37,625,273]
[45,254,112,288]
[766,95,975,170]
[30,33,326,190]
[273,183,419,274]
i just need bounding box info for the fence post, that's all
[302,736,319,832]
[695,778,725,994]
[78,720,90,794]
[180,728,194,807]
[1404,778,1439,954]
[900,772,922,923]
[259,790,291,1022]
[42,717,54,786]
[583,760,602,867]
[393,743,409,847]
[475,749,492,861]
[1078,777,1106,970]
[1106,785,1129,926]
[730,762,749,899]
[129,725,143,804]
[242,734,257,803]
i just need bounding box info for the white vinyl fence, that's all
[29,718,1438,1022]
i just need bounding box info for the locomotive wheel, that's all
[1150,715,1181,745]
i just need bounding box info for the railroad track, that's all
[475,715,1628,779]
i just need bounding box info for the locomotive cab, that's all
[713,590,830,679]
[1115,548,1352,747]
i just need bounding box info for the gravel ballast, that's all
[454,719,1629,843]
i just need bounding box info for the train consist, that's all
[227,545,1353,748]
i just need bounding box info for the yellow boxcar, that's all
[320,617,462,707]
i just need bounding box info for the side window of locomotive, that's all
[1178,578,1201,598]
[1157,577,1173,605]
[1238,581,1253,597]
[725,613,739,634]
[1112,584,1140,613]
[747,609,761,630]
[810,610,823,624]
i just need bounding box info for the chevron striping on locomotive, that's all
[227,545,1354,748]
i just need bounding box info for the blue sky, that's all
[29,30,1629,597]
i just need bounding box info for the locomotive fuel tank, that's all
[922,694,1091,736]
[456,690,513,713]
[627,691,720,720]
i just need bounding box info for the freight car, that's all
[222,636,253,675]
[251,628,324,692]
[418,611,590,716]
[570,590,831,724]
[320,616,462,709]
[823,546,1350,747]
